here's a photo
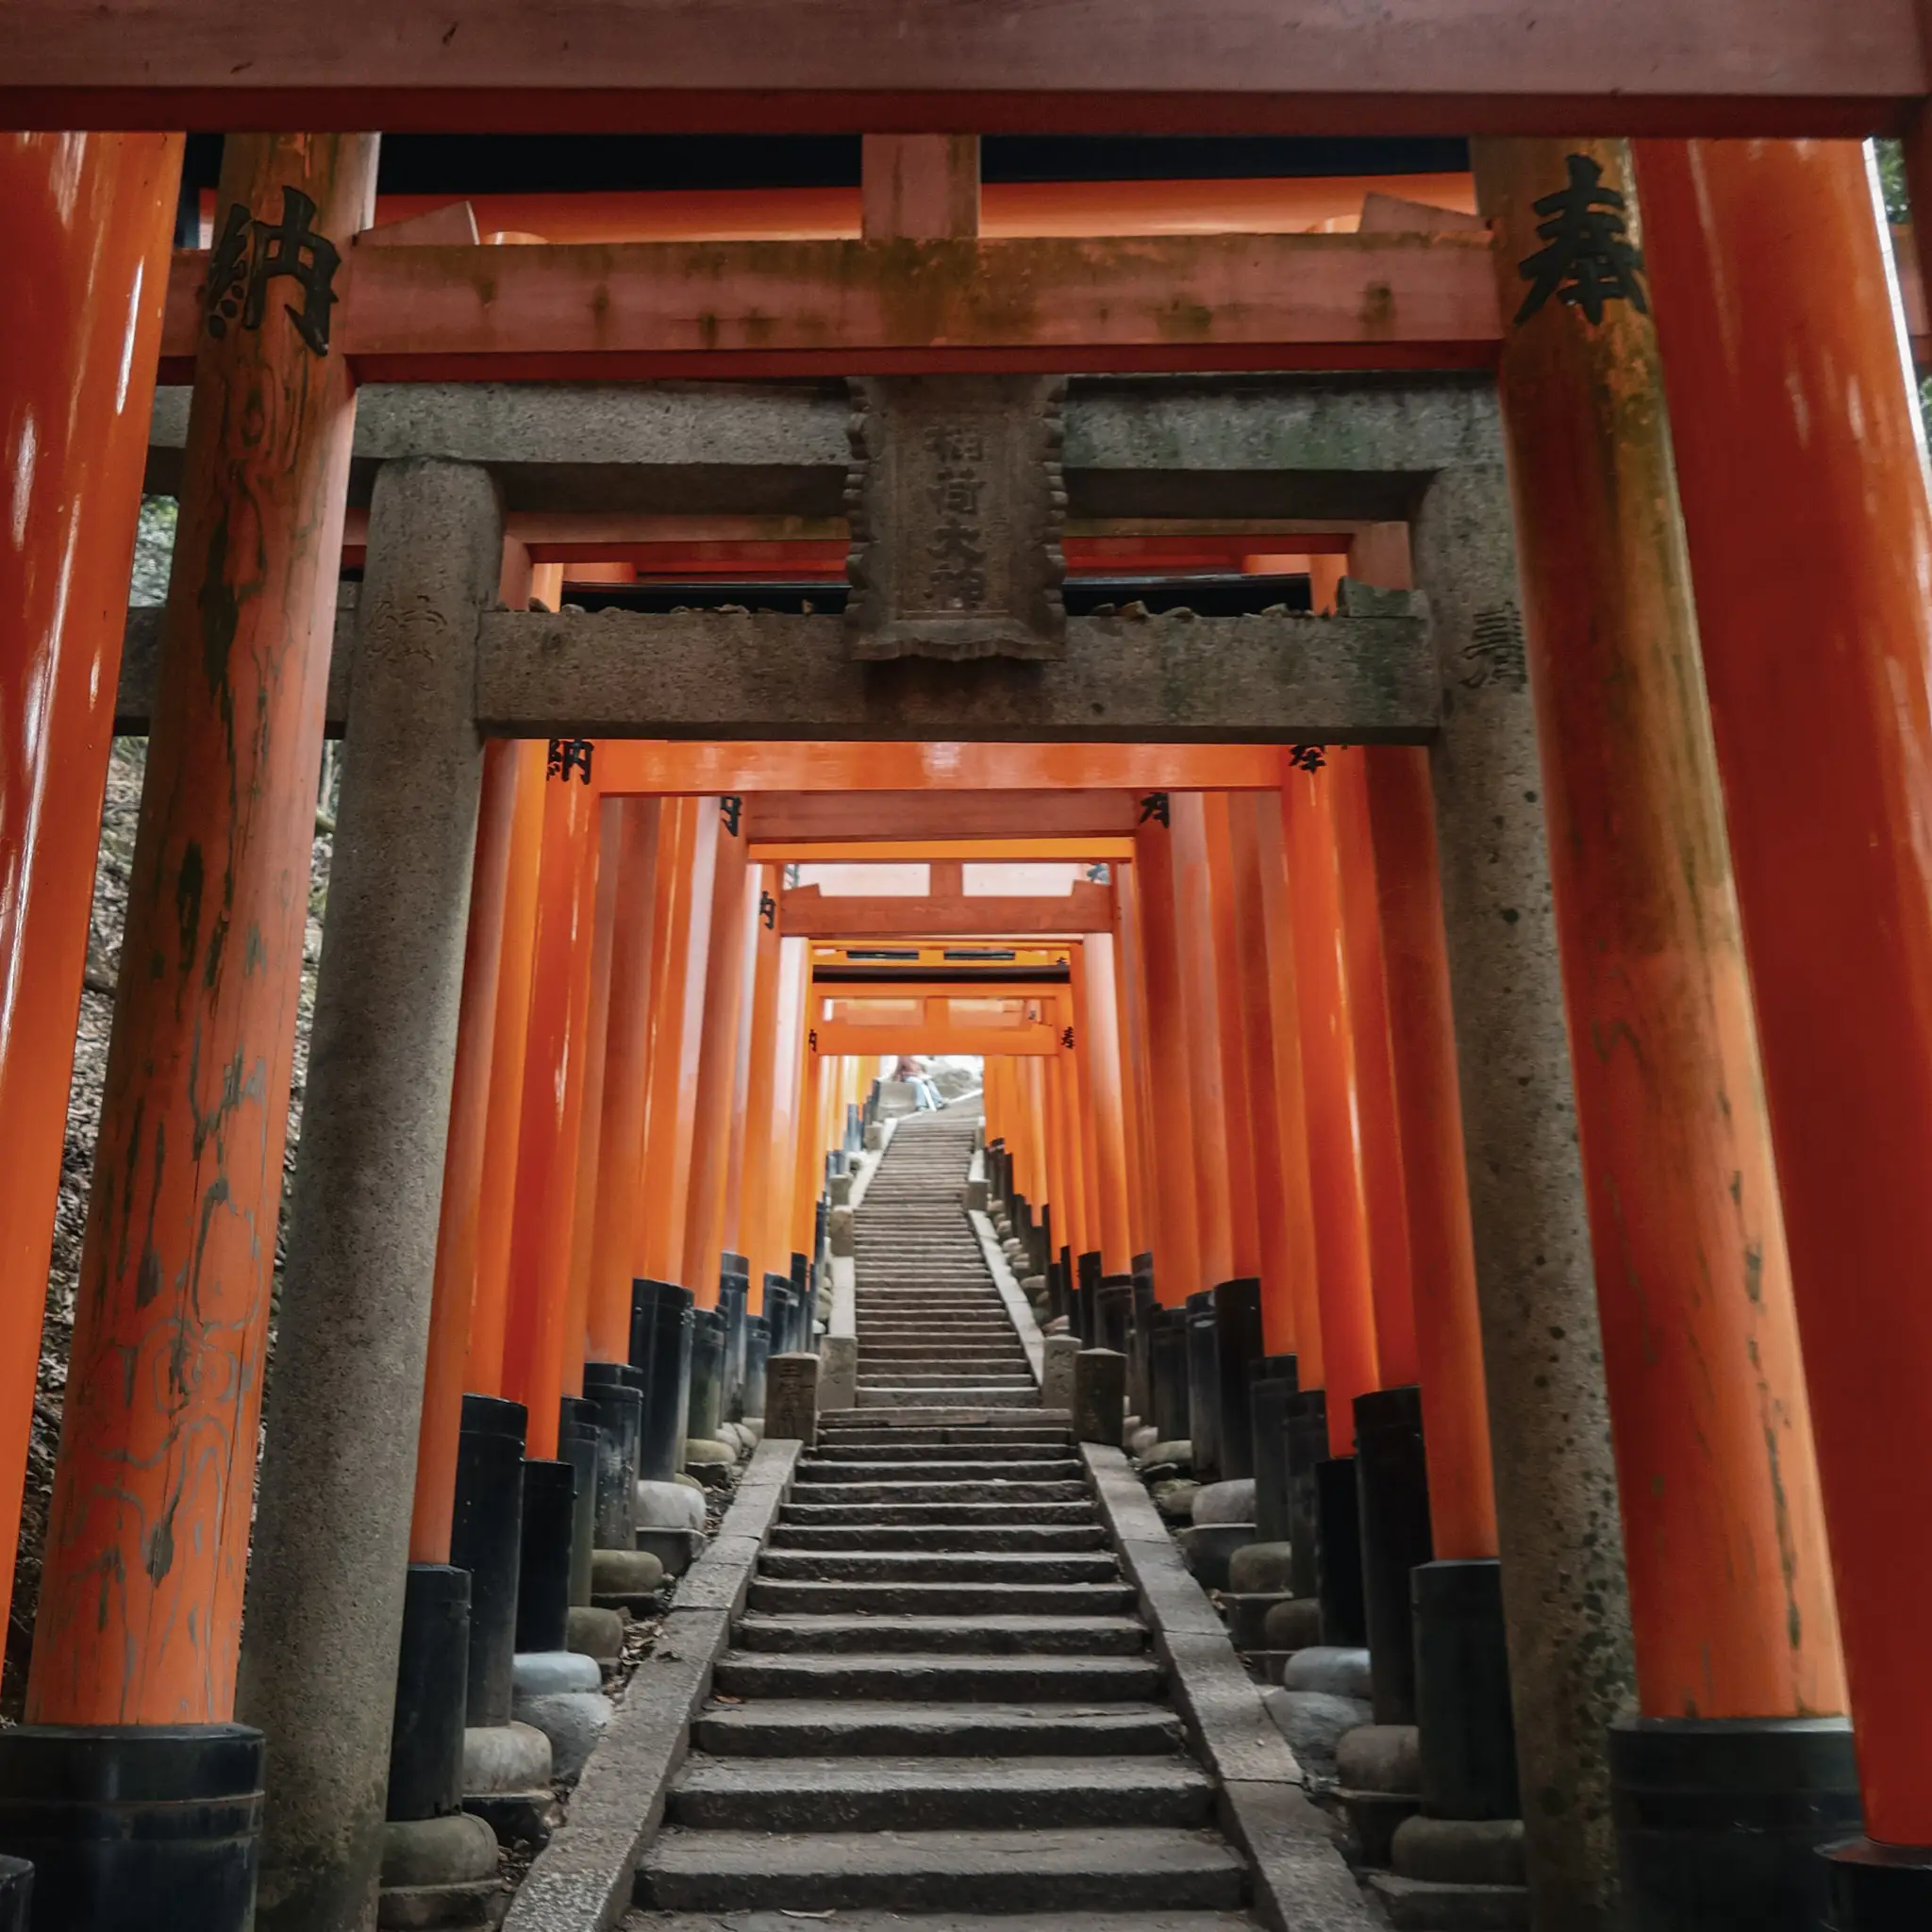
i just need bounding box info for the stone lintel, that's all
[473,601,1436,742]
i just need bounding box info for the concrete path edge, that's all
[504,1438,804,1932]
[1079,1442,1386,1932]
[968,1206,1046,1387]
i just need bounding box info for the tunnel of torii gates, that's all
[12,15,1932,1932]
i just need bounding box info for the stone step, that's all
[858,1372,1036,1388]
[732,1611,1147,1654]
[808,1440,1065,1462]
[689,1698,1187,1759]
[711,1652,1164,1701]
[824,1405,1069,1427]
[759,1549,1119,1584]
[816,1422,1070,1442]
[636,1827,1247,1913]
[796,1459,1080,1482]
[781,1500,1094,1526]
[857,1387,1041,1408]
[770,1523,1108,1551]
[857,1351,1030,1366]
[787,1479,1086,1506]
[627,1912,1257,1932]
[666,1756,1216,1833]
[745,1579,1139,1617]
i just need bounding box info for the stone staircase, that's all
[630,1108,1263,1928]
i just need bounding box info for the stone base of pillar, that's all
[1609,1715,1860,1932]
[377,1812,499,1929]
[459,1723,558,1849]
[0,1724,263,1932]
[1824,1838,1932,1929]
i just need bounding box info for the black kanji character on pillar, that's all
[1060,1025,1075,1050]
[759,891,777,930]
[1288,743,1326,774]
[1515,154,1650,327]
[720,795,744,836]
[205,187,342,355]
[1137,791,1171,827]
[547,738,594,785]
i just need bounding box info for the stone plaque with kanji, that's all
[844,375,1067,661]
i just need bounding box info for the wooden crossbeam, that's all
[4,0,1916,137]
[746,791,1141,841]
[783,883,1116,936]
[756,839,1131,860]
[475,606,1435,742]
[811,1024,1058,1057]
[156,232,1501,382]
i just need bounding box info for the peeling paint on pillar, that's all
[1411,439,1637,1927]
[26,131,378,1728]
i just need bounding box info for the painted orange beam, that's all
[782,886,1116,937]
[0,132,177,1646]
[596,742,1294,795]
[748,791,1141,842]
[814,1024,1062,1057]
[8,2,1915,139]
[154,230,1500,383]
[756,839,1134,862]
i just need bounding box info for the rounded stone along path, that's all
[628,1107,1262,1930]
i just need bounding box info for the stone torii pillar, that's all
[1409,356,1637,1930]
[240,458,502,1931]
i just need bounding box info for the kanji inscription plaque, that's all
[844,375,1067,661]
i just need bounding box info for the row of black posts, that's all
[382,1234,826,1883]
[984,1135,1520,1829]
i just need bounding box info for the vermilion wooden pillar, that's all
[28,132,377,1728]
[1079,935,1136,1274]
[1362,747,1497,1560]
[1638,136,1932,1906]
[465,741,547,1396]
[638,799,720,1290]
[500,761,601,1459]
[1133,809,1203,1305]
[1066,945,1107,1258]
[789,1021,824,1261]
[1228,793,1322,1365]
[559,798,624,1395]
[1281,767,1380,1453]
[585,797,663,1364]
[0,131,178,1643]
[1110,872,1157,1259]
[410,739,525,1563]
[681,801,753,1301]
[1202,794,1264,1278]
[734,868,787,1299]
[1331,749,1420,1389]
[1170,794,1239,1288]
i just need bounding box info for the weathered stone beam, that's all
[474,596,1436,743]
[118,601,357,736]
[4,0,1914,137]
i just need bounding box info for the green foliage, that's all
[130,496,176,607]
[1879,140,1910,225]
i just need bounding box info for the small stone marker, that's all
[1041,1334,1081,1412]
[1073,1347,1128,1445]
[827,1205,856,1257]
[765,1352,821,1446]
